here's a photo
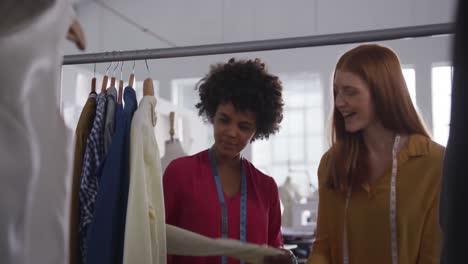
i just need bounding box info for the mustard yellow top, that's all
[308,134,444,264]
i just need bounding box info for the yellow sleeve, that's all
[307,153,332,264]
[418,194,442,264]
[418,141,444,264]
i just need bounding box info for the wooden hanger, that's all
[91,77,96,93]
[110,61,120,87]
[101,75,108,93]
[118,80,124,104]
[143,59,154,96]
[91,63,96,93]
[169,112,175,141]
[118,61,124,104]
[101,62,113,93]
[143,78,154,96]
[66,18,86,50]
[128,60,135,88]
[128,73,135,88]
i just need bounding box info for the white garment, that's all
[125,95,167,264]
[125,96,284,264]
[279,177,302,227]
[0,0,73,264]
[166,224,283,264]
[161,139,186,173]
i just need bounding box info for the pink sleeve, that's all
[163,160,181,225]
[163,160,181,264]
[267,177,284,247]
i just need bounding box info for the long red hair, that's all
[327,44,429,193]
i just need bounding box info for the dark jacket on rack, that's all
[70,92,97,264]
[85,87,137,264]
[79,92,107,263]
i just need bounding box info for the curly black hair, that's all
[195,58,284,141]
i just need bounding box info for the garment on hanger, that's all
[0,0,74,264]
[161,138,186,173]
[86,87,137,264]
[103,86,117,155]
[79,92,107,263]
[115,103,124,129]
[124,95,165,264]
[70,92,97,264]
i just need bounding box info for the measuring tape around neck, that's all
[343,134,400,264]
[209,148,247,264]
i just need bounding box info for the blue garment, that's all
[115,103,123,129]
[79,92,107,263]
[85,87,137,264]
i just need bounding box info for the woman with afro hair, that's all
[163,58,295,264]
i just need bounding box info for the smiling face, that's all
[333,70,377,133]
[212,102,257,158]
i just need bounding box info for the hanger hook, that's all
[105,61,113,75]
[93,63,96,77]
[112,61,120,77]
[145,59,151,75]
[132,60,136,74]
[120,61,124,81]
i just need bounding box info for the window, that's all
[171,78,200,112]
[171,77,214,147]
[252,72,324,196]
[432,66,453,146]
[62,72,91,129]
[402,68,416,106]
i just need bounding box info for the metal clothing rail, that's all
[63,23,454,65]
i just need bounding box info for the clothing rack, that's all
[63,23,454,65]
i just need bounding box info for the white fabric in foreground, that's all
[0,0,74,263]
[166,224,283,264]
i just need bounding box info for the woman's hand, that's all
[263,248,296,264]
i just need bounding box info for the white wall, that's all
[64,0,456,110]
[67,0,456,52]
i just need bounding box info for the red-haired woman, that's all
[308,44,444,264]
